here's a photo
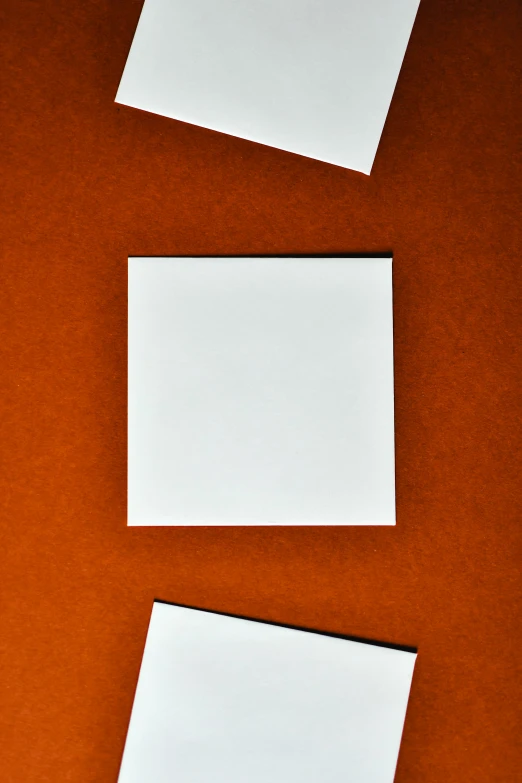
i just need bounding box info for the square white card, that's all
[128,256,395,526]
[116,0,421,174]
[118,602,417,783]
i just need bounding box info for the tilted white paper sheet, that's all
[118,602,417,783]
[116,0,421,174]
[128,257,395,525]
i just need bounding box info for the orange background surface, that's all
[1,1,521,781]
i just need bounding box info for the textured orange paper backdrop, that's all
[1,1,521,781]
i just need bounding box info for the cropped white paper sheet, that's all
[116,0,421,174]
[128,256,395,526]
[118,602,417,783]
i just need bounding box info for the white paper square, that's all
[118,602,417,783]
[116,0,421,174]
[128,256,395,526]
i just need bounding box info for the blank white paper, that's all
[128,257,395,526]
[118,602,417,783]
[116,0,421,174]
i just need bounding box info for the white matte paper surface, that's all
[118,602,417,783]
[116,0,421,174]
[128,257,395,526]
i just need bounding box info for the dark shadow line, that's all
[129,252,393,259]
[153,599,417,654]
